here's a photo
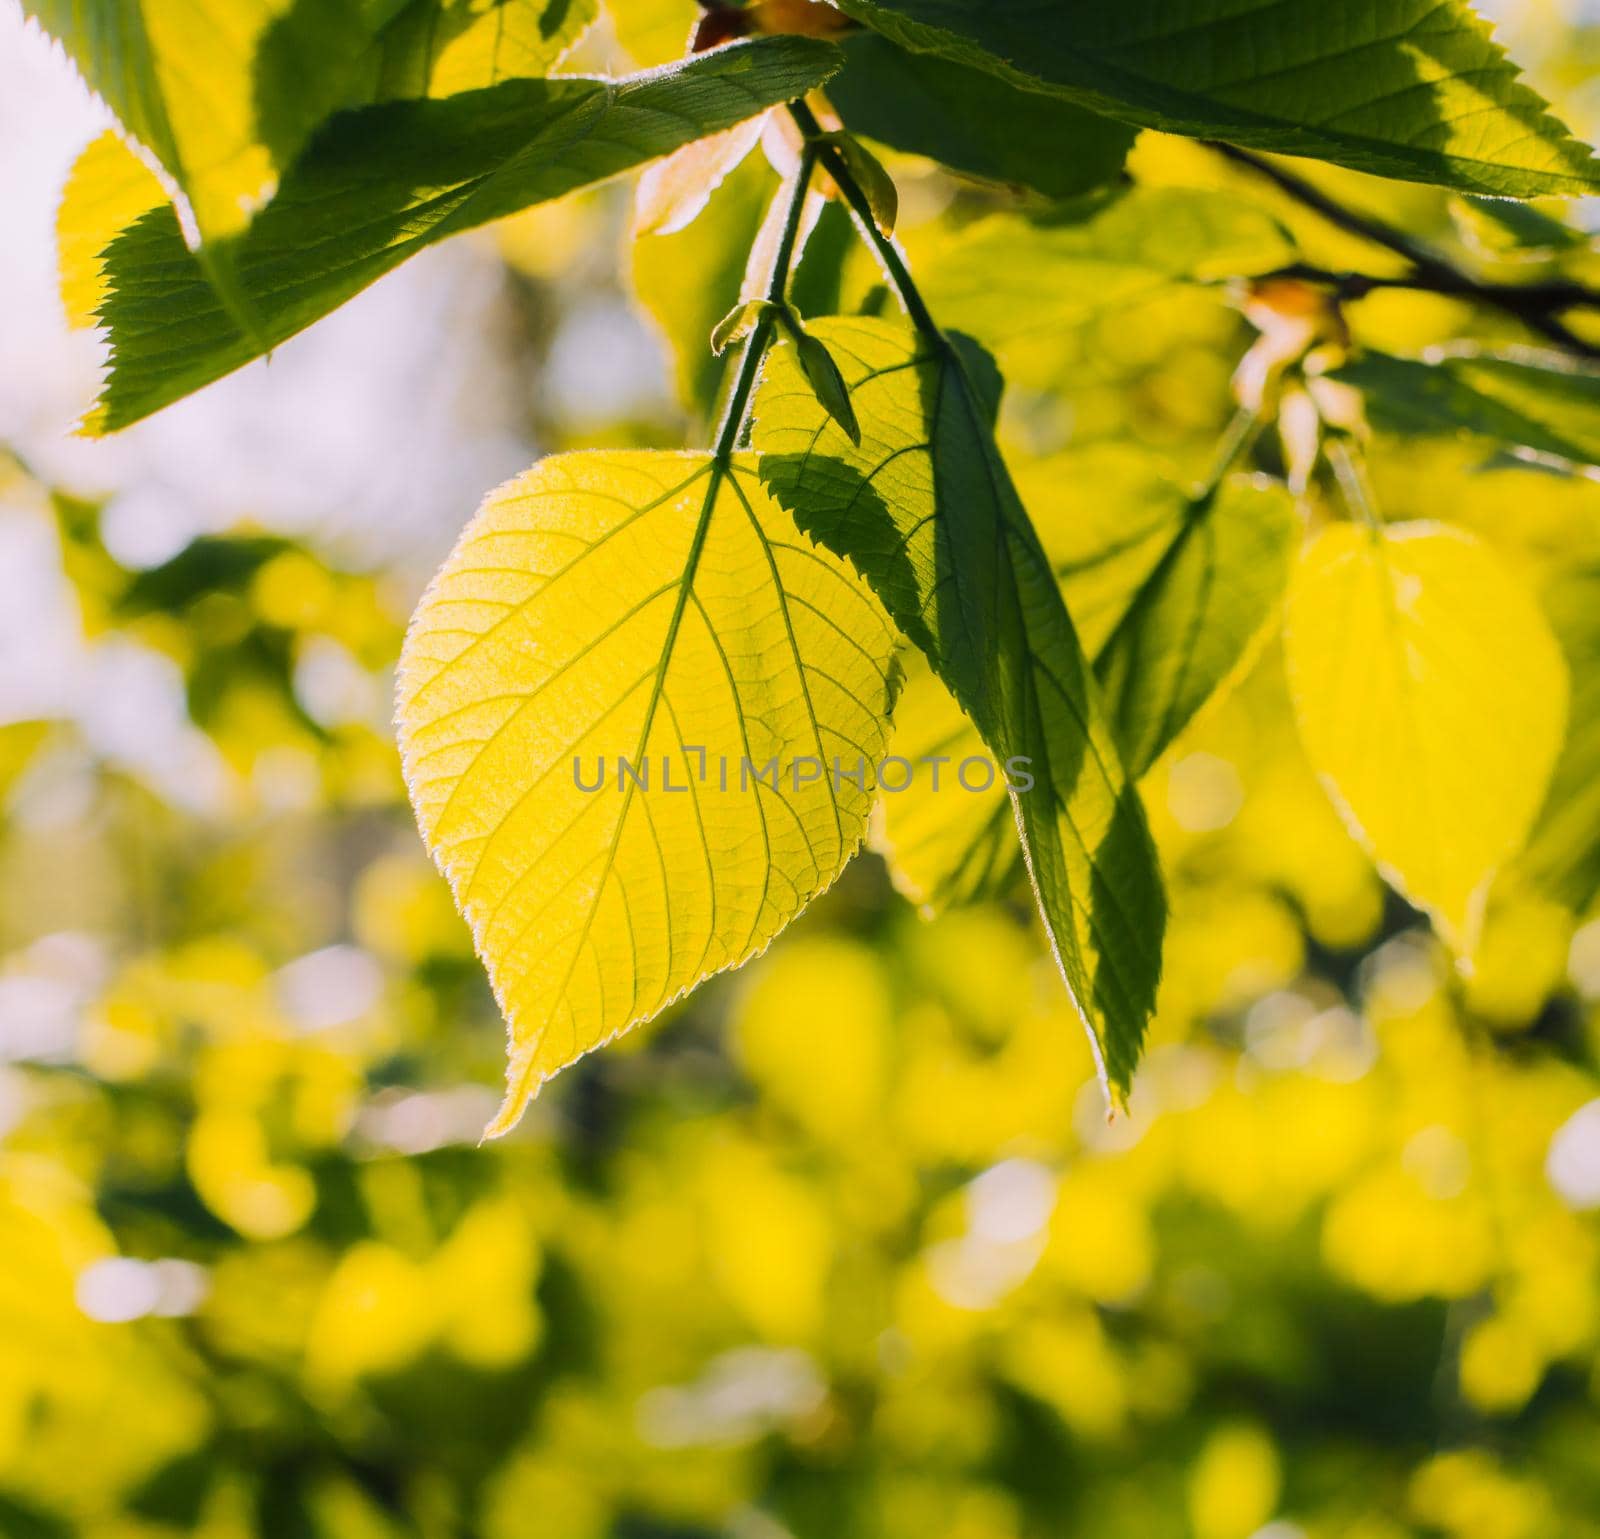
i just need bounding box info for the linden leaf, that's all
[755,316,1165,1099]
[837,0,1600,196]
[397,450,899,1135]
[1284,521,1567,955]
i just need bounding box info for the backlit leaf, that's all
[397,450,899,1135]
[1284,521,1567,954]
[917,186,1294,347]
[1097,476,1298,777]
[1333,348,1600,469]
[56,131,165,330]
[26,0,597,247]
[869,660,1019,913]
[837,0,1600,196]
[877,460,1296,907]
[73,37,843,431]
[1520,567,1600,914]
[755,316,1165,1099]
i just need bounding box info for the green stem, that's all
[1194,406,1261,509]
[1327,434,1381,532]
[787,100,942,341]
[711,142,819,459]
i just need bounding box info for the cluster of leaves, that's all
[26,0,1600,1135]
[5,444,1600,1537]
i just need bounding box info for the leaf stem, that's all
[1194,406,1262,510]
[712,141,819,459]
[1326,434,1382,532]
[1209,143,1600,359]
[786,100,942,341]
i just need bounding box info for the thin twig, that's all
[1209,143,1600,358]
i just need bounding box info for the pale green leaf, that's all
[869,659,1019,913]
[837,0,1600,196]
[1520,567,1600,914]
[755,316,1166,1099]
[916,186,1294,346]
[1097,476,1298,777]
[76,37,843,431]
[1333,347,1600,468]
[828,30,1135,199]
[631,149,775,414]
[877,456,1295,907]
[397,449,900,1135]
[1284,521,1567,954]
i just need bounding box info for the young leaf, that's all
[397,450,900,1136]
[836,0,1600,197]
[828,30,1136,199]
[755,317,1166,1100]
[819,132,898,237]
[1332,348,1600,469]
[1285,522,1567,955]
[1097,477,1298,778]
[74,37,844,431]
[784,321,863,444]
[712,300,777,356]
[1519,567,1600,914]
[918,187,1294,346]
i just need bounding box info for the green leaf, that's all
[712,300,776,356]
[1097,476,1298,777]
[1520,567,1600,914]
[836,0,1600,197]
[868,659,1021,913]
[397,449,900,1136]
[785,321,863,445]
[78,36,844,432]
[755,316,1166,1100]
[876,453,1296,908]
[631,148,775,414]
[917,186,1294,346]
[820,132,899,237]
[25,0,597,247]
[1332,348,1600,469]
[828,30,1135,198]
[1284,521,1568,954]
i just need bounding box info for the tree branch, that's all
[1210,143,1600,359]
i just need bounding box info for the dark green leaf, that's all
[1096,476,1298,776]
[836,0,1600,196]
[828,30,1134,198]
[1334,347,1600,468]
[755,316,1166,1099]
[85,37,844,431]
[787,324,863,444]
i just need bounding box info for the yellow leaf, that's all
[56,132,166,330]
[398,450,899,1135]
[1285,522,1567,954]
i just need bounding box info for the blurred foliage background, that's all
[4,2,1600,1537]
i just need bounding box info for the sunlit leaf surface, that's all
[397,450,898,1134]
[1285,521,1567,953]
[756,317,1165,1098]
